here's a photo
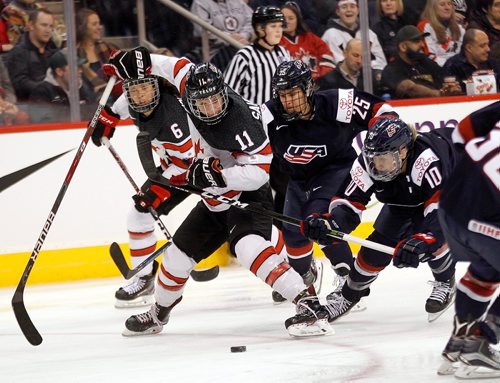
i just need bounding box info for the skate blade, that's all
[437,358,459,375]
[454,365,500,379]
[115,295,154,309]
[350,300,367,313]
[122,325,163,337]
[287,318,334,337]
[313,260,324,294]
[427,293,456,323]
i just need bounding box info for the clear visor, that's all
[362,149,402,182]
[187,89,228,124]
[123,77,160,113]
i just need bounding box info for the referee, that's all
[224,5,291,106]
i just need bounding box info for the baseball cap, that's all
[396,25,430,44]
[49,50,86,71]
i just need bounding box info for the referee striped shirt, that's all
[224,43,291,106]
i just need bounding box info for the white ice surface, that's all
[0,261,475,383]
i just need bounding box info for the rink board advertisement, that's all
[0,94,498,286]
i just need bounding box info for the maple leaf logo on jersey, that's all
[283,145,327,164]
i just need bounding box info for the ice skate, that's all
[426,276,456,322]
[324,292,360,323]
[437,316,469,375]
[122,297,182,337]
[326,273,366,313]
[285,292,333,337]
[115,261,158,308]
[455,336,500,379]
[272,259,323,305]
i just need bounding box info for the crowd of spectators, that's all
[0,0,498,126]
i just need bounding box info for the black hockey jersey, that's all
[440,101,500,237]
[335,128,457,243]
[262,88,391,181]
[182,88,273,211]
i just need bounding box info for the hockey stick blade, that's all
[110,241,171,279]
[12,285,42,345]
[136,131,395,256]
[190,266,220,282]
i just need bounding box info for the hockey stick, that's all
[137,131,396,256]
[101,138,219,281]
[11,76,117,346]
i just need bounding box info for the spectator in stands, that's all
[452,0,468,25]
[322,0,387,74]
[248,0,322,35]
[0,0,13,53]
[91,0,138,37]
[0,56,29,125]
[1,0,64,48]
[144,0,198,62]
[418,0,465,66]
[443,28,500,91]
[5,8,58,102]
[381,25,463,98]
[190,0,253,71]
[373,0,407,62]
[316,38,378,91]
[280,1,335,80]
[468,0,500,59]
[28,50,97,123]
[401,0,427,25]
[76,8,114,94]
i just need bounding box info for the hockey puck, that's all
[230,346,246,353]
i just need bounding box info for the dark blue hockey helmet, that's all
[272,60,314,121]
[362,117,414,182]
[185,62,229,125]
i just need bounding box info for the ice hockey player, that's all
[437,101,500,379]
[262,59,395,307]
[123,62,332,338]
[302,117,458,323]
[91,47,195,308]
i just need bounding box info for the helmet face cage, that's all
[185,63,229,125]
[362,118,413,182]
[123,76,160,113]
[272,60,313,121]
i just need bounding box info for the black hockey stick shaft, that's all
[101,138,172,239]
[11,77,117,346]
[136,131,395,256]
[103,138,219,281]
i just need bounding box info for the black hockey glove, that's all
[102,47,152,80]
[132,181,171,213]
[393,233,440,268]
[91,105,120,147]
[170,157,226,189]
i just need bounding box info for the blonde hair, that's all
[421,0,461,44]
[376,0,404,17]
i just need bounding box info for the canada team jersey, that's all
[336,128,457,243]
[113,86,196,179]
[440,101,500,238]
[183,88,273,211]
[262,88,391,181]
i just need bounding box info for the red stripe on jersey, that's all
[424,190,441,210]
[371,102,385,118]
[159,158,169,169]
[460,271,499,298]
[257,163,271,173]
[162,140,193,153]
[356,253,385,273]
[160,264,189,284]
[157,278,184,291]
[128,230,154,240]
[130,243,156,257]
[173,58,190,79]
[204,190,241,206]
[275,229,285,254]
[265,262,291,287]
[250,246,275,275]
[286,242,313,257]
[458,115,475,143]
[258,143,273,155]
[170,156,190,169]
